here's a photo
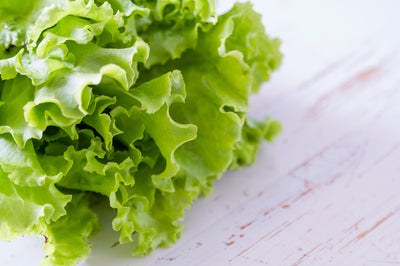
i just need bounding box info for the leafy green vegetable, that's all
[0,0,282,264]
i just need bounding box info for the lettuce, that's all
[0,0,282,265]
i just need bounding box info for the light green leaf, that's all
[0,162,71,241]
[0,76,42,147]
[41,193,100,266]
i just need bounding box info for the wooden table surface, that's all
[2,0,400,265]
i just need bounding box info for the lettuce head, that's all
[0,0,282,265]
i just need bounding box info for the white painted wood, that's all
[2,0,400,265]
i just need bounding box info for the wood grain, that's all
[1,0,400,265]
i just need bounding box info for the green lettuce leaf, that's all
[138,1,282,194]
[0,135,71,240]
[0,76,42,147]
[41,193,100,266]
[128,0,217,67]
[230,117,282,169]
[0,0,51,52]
